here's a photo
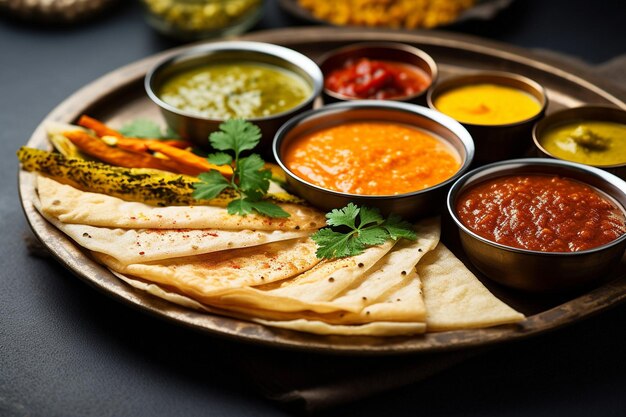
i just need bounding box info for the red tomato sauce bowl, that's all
[318,42,437,105]
[447,158,626,292]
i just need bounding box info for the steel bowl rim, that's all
[447,157,626,257]
[144,40,323,122]
[427,70,548,128]
[318,41,439,102]
[273,100,475,200]
[532,104,626,170]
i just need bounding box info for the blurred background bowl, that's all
[447,158,626,292]
[273,100,474,219]
[318,42,438,105]
[140,0,264,40]
[145,41,323,153]
[533,105,626,180]
[428,71,547,165]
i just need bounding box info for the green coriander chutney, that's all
[158,62,312,119]
[540,120,626,166]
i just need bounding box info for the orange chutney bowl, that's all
[273,101,475,218]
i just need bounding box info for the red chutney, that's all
[325,58,431,99]
[284,121,460,195]
[456,175,626,252]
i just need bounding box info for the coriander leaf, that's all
[238,154,272,196]
[311,228,361,259]
[358,206,384,227]
[209,119,261,156]
[247,200,290,218]
[227,198,254,216]
[312,204,417,260]
[325,203,360,229]
[206,152,233,166]
[383,214,417,241]
[119,119,178,139]
[164,126,180,139]
[192,171,231,200]
[193,119,289,219]
[356,227,390,246]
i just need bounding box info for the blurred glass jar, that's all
[141,0,264,40]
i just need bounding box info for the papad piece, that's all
[419,243,525,331]
[93,237,321,295]
[37,176,324,231]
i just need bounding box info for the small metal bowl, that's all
[145,41,323,153]
[273,100,474,219]
[140,0,264,41]
[318,42,438,105]
[447,158,626,292]
[533,105,626,180]
[427,71,547,165]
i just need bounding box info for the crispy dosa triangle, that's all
[37,176,325,231]
[419,244,525,331]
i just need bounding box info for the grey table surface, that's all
[2,1,626,416]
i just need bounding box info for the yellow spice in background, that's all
[298,0,476,29]
[434,84,542,125]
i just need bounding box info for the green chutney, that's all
[159,62,311,119]
[540,120,626,166]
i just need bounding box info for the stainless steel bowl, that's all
[533,105,626,180]
[428,71,547,165]
[318,42,438,105]
[447,158,626,292]
[273,100,474,219]
[145,41,323,153]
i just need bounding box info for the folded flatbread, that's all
[37,176,325,231]
[418,244,525,331]
[94,238,321,294]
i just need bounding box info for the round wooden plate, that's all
[19,27,626,355]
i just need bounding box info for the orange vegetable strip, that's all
[78,115,192,148]
[147,142,233,178]
[113,137,194,153]
[77,115,123,138]
[77,115,232,178]
[63,131,200,176]
[157,140,193,149]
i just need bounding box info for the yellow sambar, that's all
[434,83,542,125]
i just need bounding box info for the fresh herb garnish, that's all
[118,119,180,139]
[192,119,290,218]
[311,203,416,259]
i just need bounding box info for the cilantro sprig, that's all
[192,119,289,218]
[311,203,417,259]
[118,118,179,139]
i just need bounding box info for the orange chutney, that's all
[283,122,461,195]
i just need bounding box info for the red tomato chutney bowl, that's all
[318,42,438,105]
[273,100,474,219]
[447,158,626,292]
